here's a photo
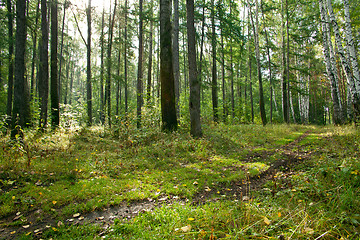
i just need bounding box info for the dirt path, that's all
[0,131,313,239]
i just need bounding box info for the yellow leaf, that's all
[304,227,315,234]
[188,217,195,221]
[52,201,57,205]
[52,227,58,231]
[23,225,30,229]
[12,196,15,200]
[278,212,281,218]
[10,231,16,234]
[181,225,192,232]
[263,216,271,225]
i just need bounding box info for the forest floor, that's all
[0,123,359,239]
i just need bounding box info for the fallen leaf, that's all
[188,217,195,221]
[242,196,250,201]
[181,225,192,232]
[10,231,16,235]
[193,181,198,185]
[34,229,41,233]
[304,227,314,234]
[57,221,63,227]
[73,213,81,218]
[12,196,15,200]
[52,201,57,205]
[67,218,74,222]
[97,216,105,220]
[205,187,211,192]
[16,212,21,216]
[78,216,84,221]
[23,225,30,229]
[278,212,281,218]
[263,216,271,225]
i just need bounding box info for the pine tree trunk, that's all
[12,0,30,137]
[6,0,14,127]
[160,0,178,131]
[251,0,267,125]
[39,0,49,129]
[86,0,92,125]
[106,0,117,126]
[173,0,180,118]
[50,0,59,128]
[187,0,202,138]
[30,0,40,99]
[124,0,128,115]
[58,1,67,104]
[137,0,144,128]
[147,12,153,105]
[211,0,219,122]
[100,8,105,124]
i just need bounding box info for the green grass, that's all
[1,123,359,239]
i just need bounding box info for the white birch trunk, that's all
[319,0,343,124]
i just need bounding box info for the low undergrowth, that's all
[0,121,359,239]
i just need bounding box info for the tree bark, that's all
[173,0,180,118]
[211,0,219,122]
[50,0,59,128]
[137,0,144,128]
[39,0,49,129]
[86,0,92,125]
[187,0,202,138]
[252,0,267,125]
[124,0,128,115]
[147,7,153,105]
[319,0,343,124]
[6,0,14,127]
[12,0,29,137]
[100,8,105,124]
[160,0,178,131]
[30,0,40,99]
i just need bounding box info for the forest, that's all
[0,0,359,239]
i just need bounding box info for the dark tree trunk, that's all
[6,0,14,127]
[39,0,49,129]
[124,0,128,114]
[160,0,178,131]
[30,0,40,99]
[86,0,92,125]
[106,0,117,126]
[137,0,144,128]
[50,0,59,128]
[173,0,180,118]
[58,1,67,103]
[12,0,29,137]
[187,0,202,137]
[100,8,105,124]
[147,16,153,105]
[211,0,219,122]
[116,27,121,116]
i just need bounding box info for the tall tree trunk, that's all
[12,0,29,137]
[58,1,67,103]
[211,0,219,122]
[116,27,122,116]
[198,3,205,104]
[173,0,180,118]
[30,0,40,99]
[160,0,178,131]
[187,0,202,138]
[281,0,288,123]
[124,0,128,115]
[39,0,49,129]
[221,29,226,122]
[286,0,291,123]
[106,0,117,127]
[86,0,92,125]
[137,0,144,128]
[319,0,343,124]
[100,8,105,124]
[147,10,153,105]
[247,9,254,123]
[6,0,14,127]
[50,0,59,128]
[252,0,267,125]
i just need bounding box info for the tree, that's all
[12,0,30,137]
[6,0,14,127]
[187,0,202,137]
[160,0,178,131]
[86,0,92,125]
[319,0,343,124]
[100,8,105,124]
[211,0,219,122]
[173,0,180,117]
[39,0,49,129]
[51,0,59,128]
[137,0,144,128]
